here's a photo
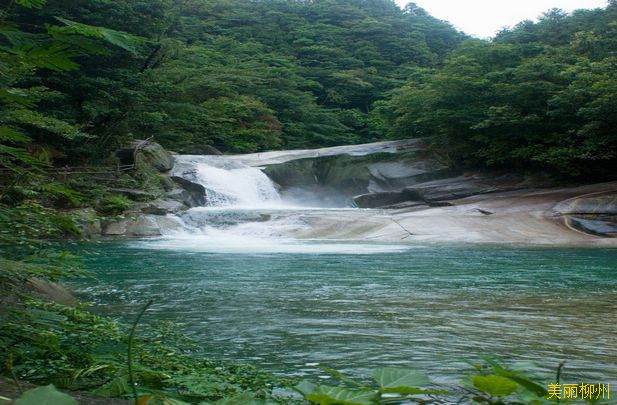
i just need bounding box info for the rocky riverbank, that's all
[93,139,617,244]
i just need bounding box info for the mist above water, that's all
[148,155,404,254]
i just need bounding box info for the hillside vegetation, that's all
[1,1,616,404]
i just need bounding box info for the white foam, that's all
[143,156,403,254]
[130,233,412,255]
[195,163,283,208]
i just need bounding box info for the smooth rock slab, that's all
[566,216,617,237]
[554,192,617,215]
[140,199,188,215]
[353,174,525,208]
[103,215,163,237]
[102,215,185,237]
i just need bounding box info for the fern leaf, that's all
[15,0,47,9]
[0,126,30,142]
[5,109,88,139]
[7,43,80,71]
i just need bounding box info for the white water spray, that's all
[174,155,284,208]
[132,154,410,254]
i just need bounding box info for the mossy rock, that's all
[134,142,174,172]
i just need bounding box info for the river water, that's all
[76,154,617,385]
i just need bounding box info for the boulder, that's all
[566,216,617,237]
[102,215,162,237]
[171,176,207,206]
[28,279,77,306]
[200,145,223,155]
[116,140,173,172]
[137,142,174,172]
[140,199,188,215]
[554,192,617,238]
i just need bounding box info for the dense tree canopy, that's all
[1,0,615,177]
[375,2,617,178]
[2,0,463,159]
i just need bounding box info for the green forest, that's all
[1,0,616,404]
[2,0,616,175]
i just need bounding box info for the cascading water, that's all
[132,154,409,254]
[175,155,283,208]
[141,155,304,251]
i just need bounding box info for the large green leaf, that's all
[294,380,318,396]
[373,368,431,391]
[15,385,77,405]
[305,386,378,405]
[472,375,518,397]
[492,368,548,397]
[55,17,145,55]
[502,375,547,397]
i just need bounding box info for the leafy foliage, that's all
[98,194,132,215]
[294,360,606,404]
[1,300,290,404]
[375,3,617,178]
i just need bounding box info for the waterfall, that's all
[164,155,306,246]
[173,155,283,208]
[131,153,409,254]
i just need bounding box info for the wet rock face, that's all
[555,192,617,237]
[71,208,102,239]
[262,150,449,205]
[102,215,162,237]
[170,176,206,206]
[554,193,617,215]
[353,174,528,208]
[140,199,188,215]
[566,216,617,237]
[353,189,423,208]
[101,215,183,237]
